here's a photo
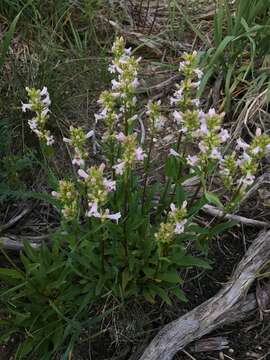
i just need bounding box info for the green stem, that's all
[123,170,129,258]
[0,246,24,275]
[141,134,154,213]
[188,182,201,208]
[157,133,183,216]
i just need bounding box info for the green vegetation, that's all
[1,1,270,359]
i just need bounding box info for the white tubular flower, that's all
[103,210,121,223]
[113,160,126,175]
[236,138,249,151]
[198,141,208,153]
[169,149,180,157]
[239,174,255,187]
[134,147,146,161]
[21,103,32,112]
[173,110,183,125]
[103,179,116,192]
[174,219,187,234]
[115,132,126,142]
[255,128,262,136]
[219,128,230,143]
[191,99,200,107]
[87,202,100,218]
[187,155,199,166]
[210,148,222,160]
[194,68,203,79]
[72,156,85,167]
[78,169,89,179]
[46,134,55,146]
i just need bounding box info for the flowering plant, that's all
[2,36,270,358]
[19,38,270,306]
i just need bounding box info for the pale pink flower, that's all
[86,130,94,138]
[40,86,48,96]
[174,219,187,234]
[192,99,200,107]
[113,161,126,175]
[46,135,54,146]
[187,155,199,166]
[72,156,85,167]
[103,179,116,192]
[115,132,126,142]
[169,149,180,157]
[194,68,203,79]
[252,146,260,155]
[208,108,216,117]
[182,200,187,209]
[63,137,72,143]
[135,147,146,161]
[236,138,249,151]
[22,102,32,112]
[170,203,176,212]
[219,129,230,143]
[173,111,183,124]
[239,174,255,187]
[42,95,51,106]
[78,169,89,179]
[28,119,38,131]
[51,191,59,198]
[210,148,222,160]
[198,141,208,153]
[41,108,50,116]
[104,210,121,223]
[256,128,262,137]
[87,202,100,218]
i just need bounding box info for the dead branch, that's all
[202,204,269,228]
[0,208,31,233]
[139,230,270,360]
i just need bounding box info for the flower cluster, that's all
[113,133,146,175]
[94,36,141,141]
[78,164,120,222]
[109,36,140,110]
[22,86,54,146]
[169,52,231,171]
[171,108,229,169]
[52,180,78,219]
[155,201,188,245]
[95,90,119,140]
[171,52,202,122]
[220,128,270,191]
[63,126,94,167]
[146,100,164,134]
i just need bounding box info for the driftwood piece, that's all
[139,230,270,360]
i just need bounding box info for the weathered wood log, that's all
[139,230,270,360]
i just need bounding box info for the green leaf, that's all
[143,288,155,303]
[122,268,130,291]
[0,268,24,280]
[170,287,188,302]
[209,220,238,237]
[150,285,172,305]
[177,255,211,269]
[143,267,156,278]
[205,191,223,209]
[157,271,182,284]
